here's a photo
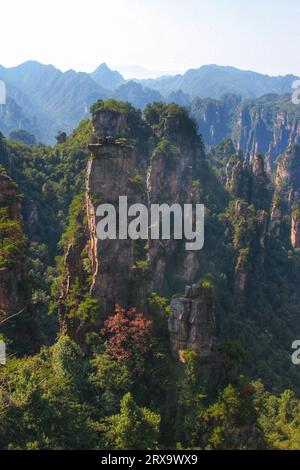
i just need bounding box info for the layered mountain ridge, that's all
[0,61,299,153]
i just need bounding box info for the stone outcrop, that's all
[250,154,270,209]
[189,96,240,147]
[190,95,300,171]
[252,153,265,178]
[235,104,300,172]
[168,284,215,360]
[257,211,269,248]
[269,199,282,237]
[226,157,251,201]
[147,111,204,295]
[86,139,137,318]
[92,108,127,138]
[0,174,27,323]
[226,153,270,210]
[0,174,21,220]
[58,217,90,341]
[232,201,267,293]
[291,210,300,249]
[235,255,248,294]
[275,143,300,208]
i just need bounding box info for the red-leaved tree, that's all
[100,305,153,362]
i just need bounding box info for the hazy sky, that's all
[1,0,300,77]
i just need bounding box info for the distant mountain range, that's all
[0,61,299,144]
[138,65,298,100]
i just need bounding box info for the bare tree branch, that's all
[0,308,26,325]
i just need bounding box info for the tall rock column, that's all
[275,144,300,208]
[87,134,137,318]
[147,107,205,295]
[291,209,300,249]
[0,174,27,323]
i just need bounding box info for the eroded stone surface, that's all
[168,284,215,360]
[86,141,137,318]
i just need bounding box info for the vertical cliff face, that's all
[234,255,248,294]
[226,152,270,210]
[57,197,91,341]
[291,210,300,249]
[275,143,300,208]
[234,103,300,172]
[190,94,300,171]
[168,284,215,360]
[0,174,21,219]
[0,173,27,323]
[269,198,282,238]
[189,96,240,146]
[226,157,251,201]
[86,140,137,317]
[273,144,300,249]
[92,108,127,138]
[147,108,205,295]
[251,154,270,208]
[230,192,269,296]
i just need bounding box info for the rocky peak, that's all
[252,153,266,178]
[90,63,125,90]
[250,154,270,210]
[168,283,215,360]
[226,156,251,201]
[86,140,137,318]
[92,108,127,138]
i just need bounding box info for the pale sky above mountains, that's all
[1,0,300,77]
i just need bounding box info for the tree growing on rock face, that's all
[100,305,153,364]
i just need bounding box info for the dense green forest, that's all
[1,100,300,450]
